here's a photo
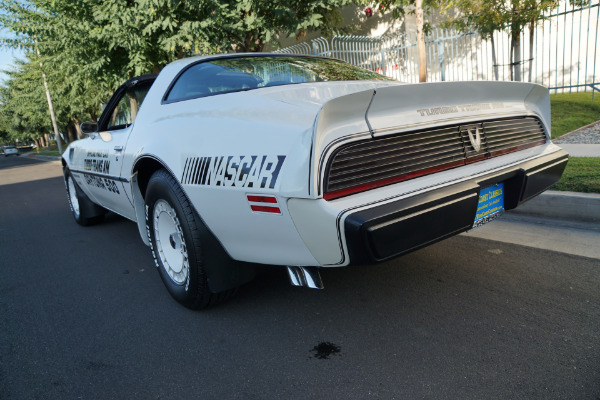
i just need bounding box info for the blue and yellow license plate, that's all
[473,183,504,228]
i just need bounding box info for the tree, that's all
[445,0,559,81]
[230,0,350,52]
[0,0,351,145]
[356,0,444,82]
[0,58,54,146]
[1,0,351,77]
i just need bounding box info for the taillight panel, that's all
[324,116,546,200]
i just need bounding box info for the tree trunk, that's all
[66,121,76,143]
[491,35,499,81]
[416,0,427,82]
[73,117,83,140]
[239,31,264,52]
[513,30,521,81]
[528,20,535,82]
[510,3,521,82]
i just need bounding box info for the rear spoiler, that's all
[311,81,551,196]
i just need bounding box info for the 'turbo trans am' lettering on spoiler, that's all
[181,155,285,189]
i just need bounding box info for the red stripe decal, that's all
[250,205,281,213]
[247,195,278,203]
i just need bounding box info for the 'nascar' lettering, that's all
[182,155,285,189]
[84,158,110,174]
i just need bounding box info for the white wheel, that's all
[145,169,242,309]
[153,199,190,286]
[67,176,81,219]
[64,169,106,226]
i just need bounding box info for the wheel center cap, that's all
[169,233,181,250]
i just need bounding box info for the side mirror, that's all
[80,121,98,135]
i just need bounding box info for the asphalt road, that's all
[1,156,599,400]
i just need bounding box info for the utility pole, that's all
[35,41,62,154]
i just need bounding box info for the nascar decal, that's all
[181,155,285,189]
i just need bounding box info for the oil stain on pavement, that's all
[311,342,341,359]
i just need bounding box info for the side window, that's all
[107,84,151,130]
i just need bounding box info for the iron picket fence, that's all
[274,0,600,97]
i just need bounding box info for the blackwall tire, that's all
[64,169,105,226]
[144,169,235,309]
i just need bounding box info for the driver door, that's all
[78,80,152,220]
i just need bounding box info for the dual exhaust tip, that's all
[286,266,324,289]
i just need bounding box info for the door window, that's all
[107,83,151,130]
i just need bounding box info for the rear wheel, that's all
[145,169,236,309]
[64,170,106,226]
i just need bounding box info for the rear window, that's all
[165,56,391,103]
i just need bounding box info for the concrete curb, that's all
[24,153,61,161]
[509,190,600,223]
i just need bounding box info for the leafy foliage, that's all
[355,0,445,33]
[444,0,560,80]
[0,0,350,144]
[0,58,52,144]
[445,0,559,38]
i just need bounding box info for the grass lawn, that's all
[34,143,62,157]
[553,157,600,193]
[550,92,600,139]
[37,151,62,157]
[549,92,600,193]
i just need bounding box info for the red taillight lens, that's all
[247,195,278,204]
[247,195,281,214]
[250,205,281,213]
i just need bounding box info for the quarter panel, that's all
[123,90,323,265]
[184,188,319,266]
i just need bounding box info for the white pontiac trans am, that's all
[62,54,568,309]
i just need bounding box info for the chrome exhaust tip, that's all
[286,266,324,289]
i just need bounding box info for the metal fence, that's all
[275,0,600,96]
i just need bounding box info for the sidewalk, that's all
[510,190,600,223]
[553,119,600,157]
[557,143,600,157]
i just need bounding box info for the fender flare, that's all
[131,156,255,293]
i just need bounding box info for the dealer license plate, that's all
[473,183,504,228]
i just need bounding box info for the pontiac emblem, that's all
[467,125,482,152]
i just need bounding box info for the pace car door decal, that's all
[182,155,285,189]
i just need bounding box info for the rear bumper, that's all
[344,149,568,265]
